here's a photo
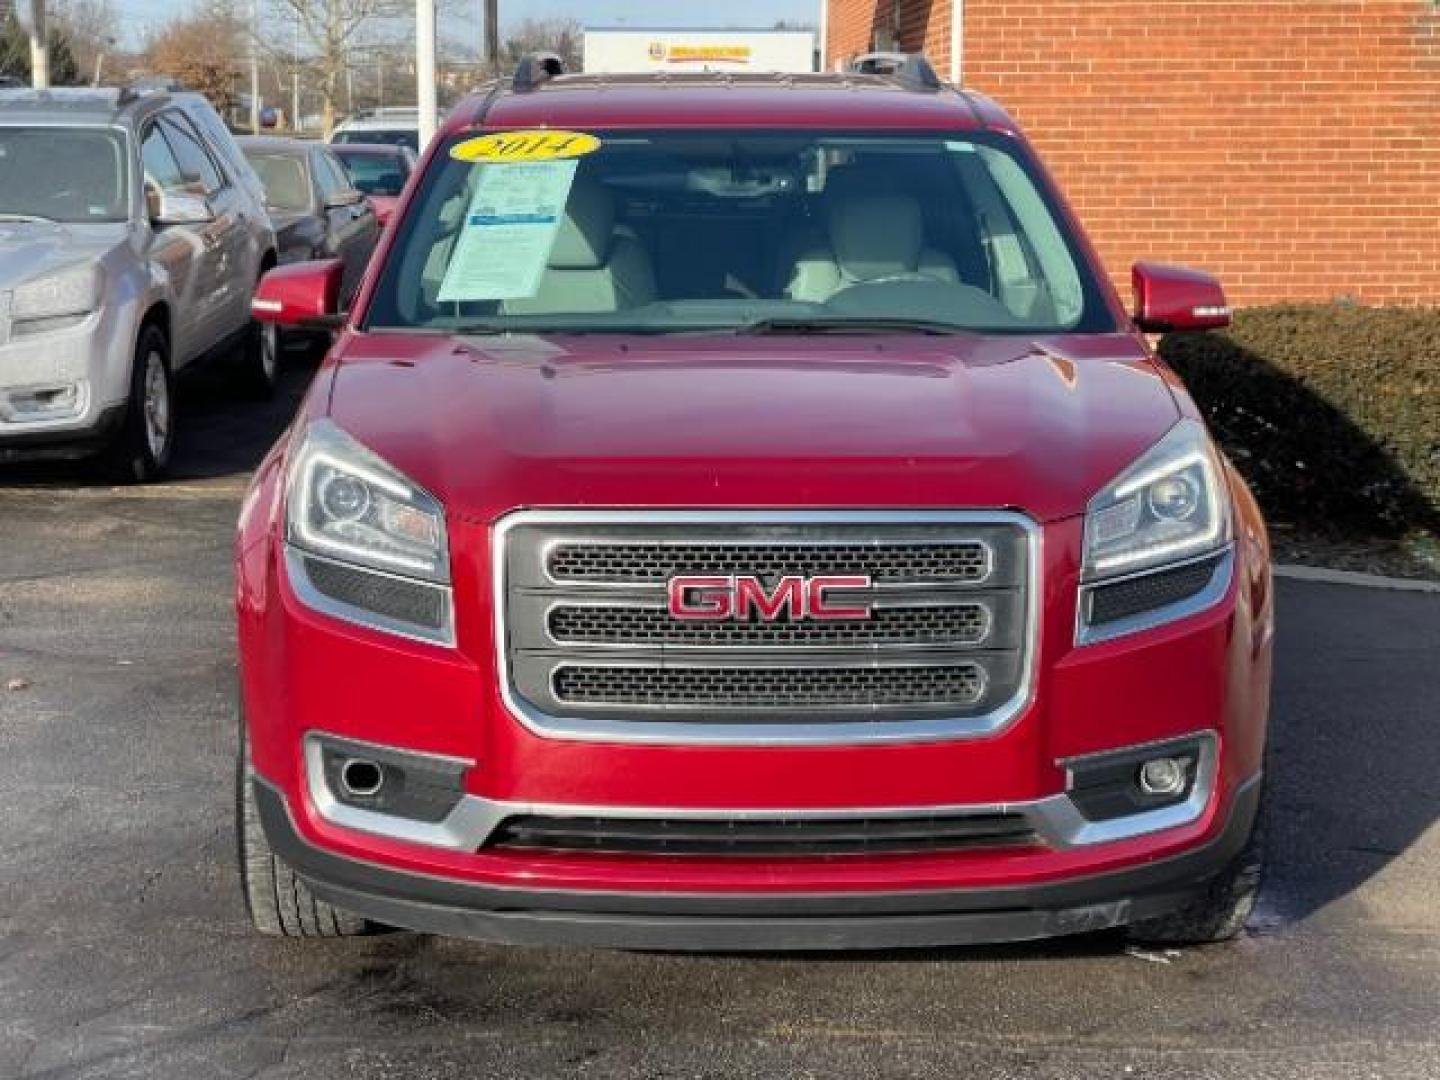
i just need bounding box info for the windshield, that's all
[0,126,128,223]
[333,128,418,151]
[332,149,409,196]
[365,129,1114,336]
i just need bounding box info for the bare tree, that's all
[52,0,117,84]
[266,0,404,136]
[146,4,245,112]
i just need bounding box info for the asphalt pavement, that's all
[1,358,1437,1079]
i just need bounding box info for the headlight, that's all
[12,263,103,327]
[1077,420,1234,644]
[1082,420,1230,582]
[284,420,453,644]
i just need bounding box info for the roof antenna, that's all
[512,52,565,93]
[849,51,942,91]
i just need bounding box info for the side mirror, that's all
[150,188,214,226]
[324,188,365,210]
[1131,262,1231,333]
[250,259,345,329]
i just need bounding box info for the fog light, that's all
[0,382,84,421]
[1138,756,1188,797]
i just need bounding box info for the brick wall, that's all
[827,1,1440,307]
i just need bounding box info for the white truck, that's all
[582,28,816,75]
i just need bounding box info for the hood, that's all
[0,221,128,293]
[325,332,1180,524]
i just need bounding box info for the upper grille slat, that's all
[548,541,991,585]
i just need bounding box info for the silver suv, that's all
[0,86,278,480]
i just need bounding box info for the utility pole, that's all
[21,0,50,89]
[249,0,261,132]
[417,0,437,149]
[92,35,113,86]
[483,0,498,75]
[291,11,300,132]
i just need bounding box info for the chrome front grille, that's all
[496,511,1036,745]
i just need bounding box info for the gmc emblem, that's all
[667,575,873,621]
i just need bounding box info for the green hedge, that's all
[1160,305,1439,536]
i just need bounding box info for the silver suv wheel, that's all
[141,347,170,461]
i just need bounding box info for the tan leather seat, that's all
[503,179,656,314]
[785,190,959,303]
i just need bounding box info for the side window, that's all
[316,152,349,197]
[141,123,186,193]
[184,105,243,180]
[158,114,224,195]
[313,152,353,205]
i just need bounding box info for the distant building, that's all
[825,1,1440,307]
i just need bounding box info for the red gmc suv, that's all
[236,54,1273,951]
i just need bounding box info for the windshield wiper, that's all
[735,316,971,336]
[0,213,57,224]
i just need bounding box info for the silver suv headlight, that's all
[1077,420,1234,643]
[283,420,454,645]
[11,263,103,336]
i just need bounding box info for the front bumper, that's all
[256,771,1261,950]
[0,306,134,458]
[0,402,125,461]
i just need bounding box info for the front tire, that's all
[235,713,370,938]
[102,324,173,483]
[238,318,280,399]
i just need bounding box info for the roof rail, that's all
[512,52,564,93]
[118,77,181,105]
[849,51,942,91]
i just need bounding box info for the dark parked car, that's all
[330,143,416,227]
[238,137,378,298]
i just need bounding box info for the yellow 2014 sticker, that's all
[450,129,601,163]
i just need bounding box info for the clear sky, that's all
[113,0,824,50]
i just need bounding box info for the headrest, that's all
[826,193,925,281]
[822,160,904,202]
[548,177,616,270]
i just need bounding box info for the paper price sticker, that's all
[450,130,601,164]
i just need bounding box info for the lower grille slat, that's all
[488,813,1039,856]
[552,664,987,709]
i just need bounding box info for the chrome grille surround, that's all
[493,510,1040,745]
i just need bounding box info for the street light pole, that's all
[250,0,261,132]
[484,0,498,75]
[23,0,50,89]
[417,0,437,149]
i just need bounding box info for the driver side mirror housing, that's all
[1132,262,1231,333]
[324,188,366,210]
[148,185,214,226]
[250,259,345,329]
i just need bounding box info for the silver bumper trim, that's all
[303,731,1219,853]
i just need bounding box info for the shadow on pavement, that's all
[167,349,320,481]
[1258,578,1440,925]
